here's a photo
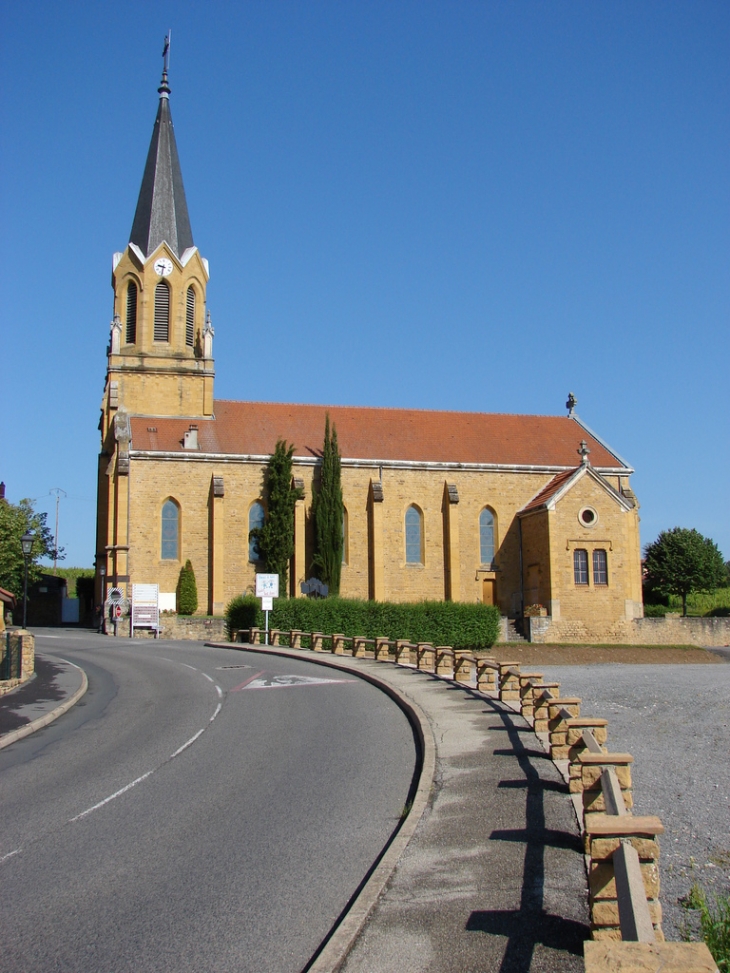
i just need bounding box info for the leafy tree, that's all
[311,415,343,595]
[177,560,198,615]
[644,527,726,616]
[251,440,304,594]
[0,498,57,599]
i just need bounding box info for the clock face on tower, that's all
[154,257,174,277]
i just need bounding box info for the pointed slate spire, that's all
[129,47,194,259]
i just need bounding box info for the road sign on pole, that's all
[255,575,279,644]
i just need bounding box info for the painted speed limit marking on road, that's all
[231,672,357,692]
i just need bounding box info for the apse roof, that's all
[128,401,631,471]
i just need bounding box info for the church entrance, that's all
[482,579,496,605]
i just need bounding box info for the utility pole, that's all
[50,488,66,575]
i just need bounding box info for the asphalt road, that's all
[0,632,418,973]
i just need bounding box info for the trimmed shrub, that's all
[225,595,500,650]
[177,560,198,616]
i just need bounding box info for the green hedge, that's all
[225,596,500,650]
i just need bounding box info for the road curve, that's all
[0,633,418,973]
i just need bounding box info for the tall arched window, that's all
[249,501,265,562]
[185,286,195,348]
[161,499,180,560]
[154,282,170,342]
[573,549,589,585]
[479,508,495,566]
[405,505,423,564]
[125,281,138,344]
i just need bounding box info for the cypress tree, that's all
[177,559,198,615]
[312,415,343,595]
[252,439,303,593]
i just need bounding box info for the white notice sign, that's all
[255,574,279,598]
[261,596,273,611]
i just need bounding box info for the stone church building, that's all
[96,65,643,642]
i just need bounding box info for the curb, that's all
[0,660,89,751]
[205,641,436,973]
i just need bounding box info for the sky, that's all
[1,1,728,568]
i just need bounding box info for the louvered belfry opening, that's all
[125,281,138,344]
[186,286,195,347]
[154,282,170,342]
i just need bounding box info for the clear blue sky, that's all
[1,1,728,568]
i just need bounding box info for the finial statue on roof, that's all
[566,392,577,415]
[203,309,214,359]
[110,313,122,355]
[158,30,171,98]
[578,440,591,466]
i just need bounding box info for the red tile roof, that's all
[129,400,630,470]
[519,468,580,513]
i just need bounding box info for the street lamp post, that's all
[99,564,107,634]
[20,531,34,630]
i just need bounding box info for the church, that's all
[96,61,644,642]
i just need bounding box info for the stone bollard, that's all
[453,650,473,684]
[435,646,454,677]
[394,640,412,664]
[250,627,261,645]
[311,632,325,652]
[586,814,664,942]
[353,636,367,658]
[331,633,346,655]
[547,697,582,759]
[476,659,498,694]
[374,637,391,661]
[532,683,561,734]
[519,672,543,721]
[580,753,634,826]
[498,662,521,701]
[584,941,718,972]
[566,718,609,794]
[270,629,281,646]
[416,643,435,672]
[290,629,302,649]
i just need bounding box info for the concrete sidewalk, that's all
[211,643,589,973]
[0,652,88,750]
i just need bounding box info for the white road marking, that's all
[0,849,21,863]
[211,703,222,721]
[202,672,214,683]
[216,684,223,697]
[180,663,198,671]
[70,771,154,822]
[243,674,357,690]
[170,729,205,757]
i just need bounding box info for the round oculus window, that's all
[578,506,598,527]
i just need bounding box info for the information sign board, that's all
[131,583,160,637]
[255,574,279,598]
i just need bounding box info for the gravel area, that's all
[535,662,730,941]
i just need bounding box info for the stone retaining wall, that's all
[0,629,35,695]
[114,615,228,641]
[525,614,730,646]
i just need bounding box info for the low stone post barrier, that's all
[330,633,346,655]
[249,627,261,645]
[584,941,718,971]
[416,643,435,672]
[374,637,391,661]
[352,636,368,658]
[533,683,561,734]
[476,658,498,693]
[565,719,608,794]
[394,640,411,664]
[580,753,634,828]
[519,672,543,720]
[547,697,582,759]
[270,629,282,646]
[311,632,325,652]
[586,814,664,942]
[289,629,302,649]
[435,646,454,677]
[498,662,521,702]
[453,650,473,684]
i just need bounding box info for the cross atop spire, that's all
[129,36,194,259]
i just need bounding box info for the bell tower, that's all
[100,49,213,447]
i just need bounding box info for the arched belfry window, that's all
[161,499,180,560]
[405,505,423,564]
[479,508,495,566]
[249,501,265,562]
[125,281,138,344]
[154,282,170,342]
[185,286,195,348]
